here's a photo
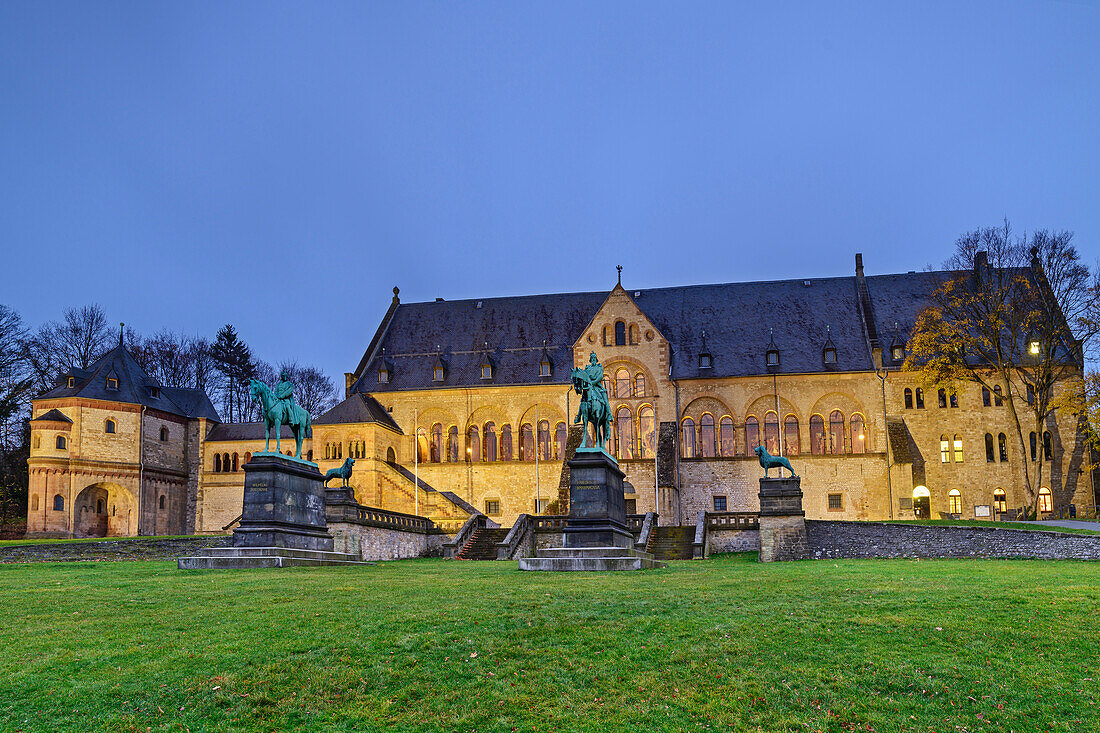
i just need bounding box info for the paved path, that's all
[1014,519,1100,531]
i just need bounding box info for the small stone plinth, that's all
[562,448,634,550]
[758,476,809,562]
[178,546,370,570]
[519,545,665,571]
[233,452,334,551]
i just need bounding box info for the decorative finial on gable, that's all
[616,264,622,286]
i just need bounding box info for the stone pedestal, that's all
[757,476,809,562]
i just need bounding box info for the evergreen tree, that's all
[211,325,255,422]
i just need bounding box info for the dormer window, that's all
[378,368,389,384]
[539,360,551,377]
[766,349,779,366]
[699,353,713,369]
[67,376,75,388]
[891,345,905,361]
[823,348,837,364]
[433,366,444,382]
[106,377,118,391]
[148,386,160,399]
[481,363,493,380]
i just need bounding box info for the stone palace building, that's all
[25,254,1095,538]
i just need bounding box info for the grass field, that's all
[0,534,221,547]
[1,555,1098,732]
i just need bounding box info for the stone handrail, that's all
[706,512,760,529]
[444,513,487,558]
[496,513,534,560]
[635,511,658,551]
[330,504,435,534]
[533,515,569,531]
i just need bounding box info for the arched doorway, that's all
[912,486,931,519]
[74,483,135,537]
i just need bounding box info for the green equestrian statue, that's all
[249,370,313,460]
[571,352,613,452]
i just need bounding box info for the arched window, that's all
[96,498,104,514]
[484,423,497,462]
[223,453,230,472]
[744,416,760,455]
[982,387,991,407]
[616,368,631,398]
[214,453,222,472]
[634,374,646,397]
[784,416,800,456]
[160,426,169,441]
[700,414,716,458]
[1038,487,1053,513]
[520,423,534,461]
[53,494,64,511]
[829,410,845,455]
[431,423,442,462]
[629,324,639,345]
[448,426,459,462]
[500,424,513,461]
[1043,431,1053,461]
[387,446,396,464]
[763,412,779,455]
[159,495,166,510]
[993,489,1007,513]
[55,435,66,450]
[324,443,331,460]
[417,428,430,463]
[554,422,566,459]
[915,388,925,409]
[105,419,116,434]
[614,321,626,346]
[244,452,251,465]
[998,433,1008,462]
[850,414,865,454]
[985,433,995,463]
[904,388,913,409]
[681,418,696,458]
[639,408,656,458]
[1029,431,1037,461]
[467,426,480,463]
[719,416,735,457]
[538,420,551,460]
[940,436,950,463]
[616,408,634,459]
[953,434,963,463]
[336,442,342,459]
[810,415,825,455]
[937,389,947,408]
[232,453,239,471]
[948,489,961,515]
[993,386,1003,406]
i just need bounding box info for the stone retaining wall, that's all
[328,521,447,561]
[806,520,1100,561]
[706,528,760,554]
[0,535,231,563]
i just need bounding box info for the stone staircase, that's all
[456,527,510,560]
[647,526,696,561]
[178,546,371,569]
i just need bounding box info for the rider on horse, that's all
[575,352,608,426]
[274,370,295,418]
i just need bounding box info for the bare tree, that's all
[906,221,1098,518]
[279,360,338,418]
[58,304,113,369]
[0,305,33,446]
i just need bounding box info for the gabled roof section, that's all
[32,408,72,424]
[36,340,221,421]
[314,393,402,433]
[206,422,293,442]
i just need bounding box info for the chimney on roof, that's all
[855,253,864,279]
[974,250,991,284]
[344,372,355,399]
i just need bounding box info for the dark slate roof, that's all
[36,341,222,421]
[865,271,952,348]
[315,393,402,433]
[207,422,295,442]
[31,408,72,423]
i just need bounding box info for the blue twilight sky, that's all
[2,2,1099,382]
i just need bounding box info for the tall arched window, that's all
[616,368,631,398]
[719,416,735,457]
[158,495,165,511]
[915,388,925,409]
[634,374,646,397]
[639,407,656,458]
[629,324,639,344]
[160,426,169,441]
[1038,487,1053,513]
[448,426,459,462]
[700,414,716,458]
[616,408,634,459]
[520,423,534,461]
[784,415,800,455]
[484,423,497,462]
[431,423,442,462]
[998,433,1008,462]
[937,388,947,408]
[763,412,779,455]
[214,453,222,472]
[850,414,865,454]
[105,419,116,434]
[681,418,696,458]
[1043,431,1053,461]
[614,321,626,346]
[387,447,396,463]
[940,435,950,463]
[467,426,480,463]
[953,434,963,463]
[948,489,962,514]
[985,433,995,463]
[904,388,913,409]
[232,453,239,471]
[500,424,513,461]
[538,420,551,460]
[56,435,66,450]
[829,410,845,455]
[53,494,64,511]
[244,452,252,464]
[222,453,230,472]
[982,387,991,407]
[810,415,825,455]
[1030,431,1037,461]
[744,416,760,455]
[993,489,1007,513]
[554,422,566,459]
[993,386,1003,406]
[417,428,430,463]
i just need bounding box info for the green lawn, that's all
[1,556,1098,732]
[873,519,1100,535]
[0,534,221,547]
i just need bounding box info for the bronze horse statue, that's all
[571,366,612,451]
[249,378,313,459]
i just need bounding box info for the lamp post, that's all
[414,408,419,517]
